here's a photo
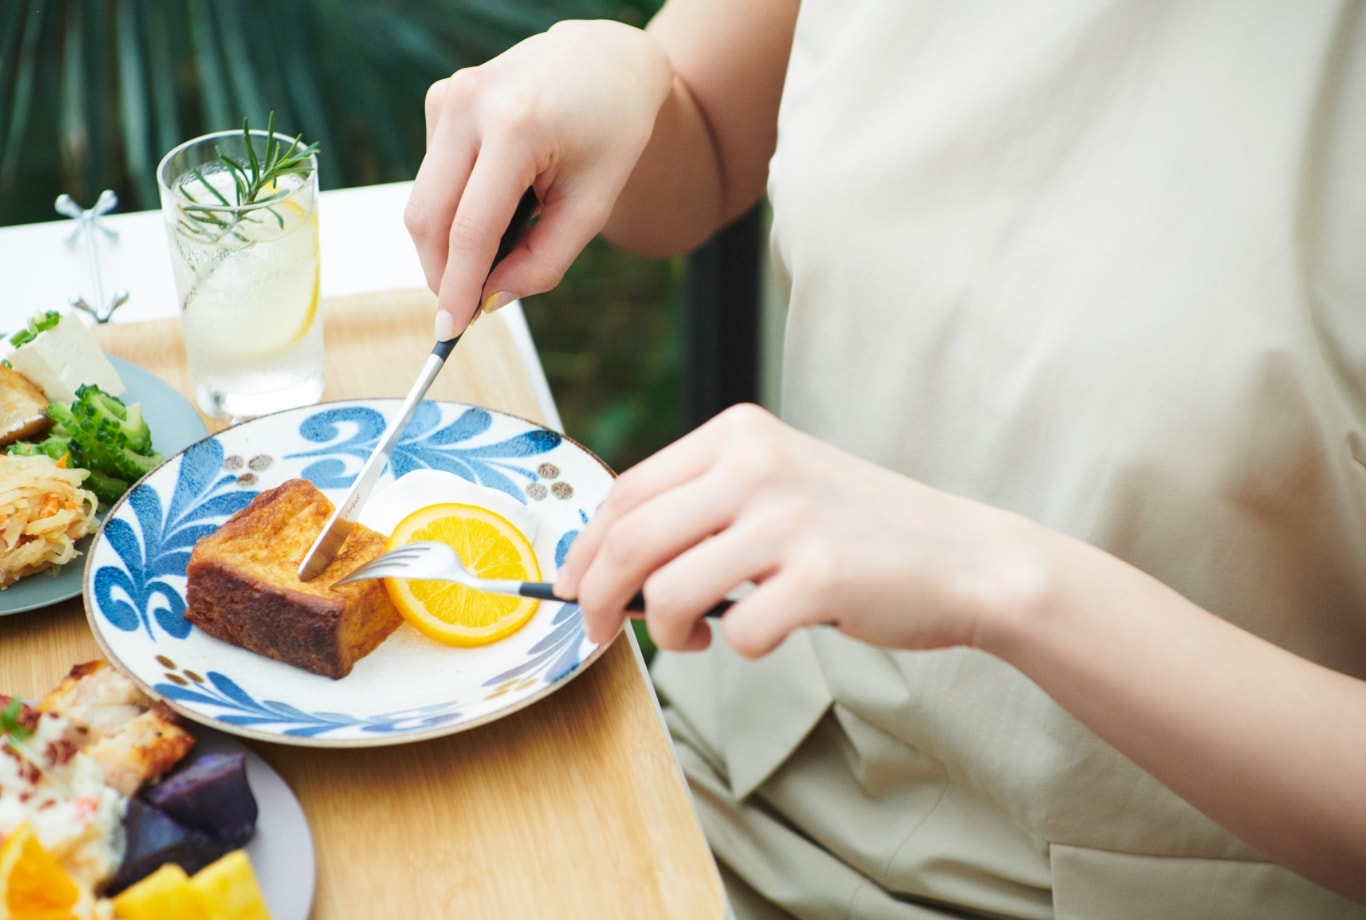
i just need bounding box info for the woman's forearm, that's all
[603,0,798,255]
[983,534,1366,903]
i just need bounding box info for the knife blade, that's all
[297,188,539,581]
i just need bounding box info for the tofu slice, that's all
[6,311,125,404]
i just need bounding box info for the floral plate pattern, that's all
[83,399,615,747]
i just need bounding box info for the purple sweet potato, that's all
[105,797,228,894]
[104,749,262,895]
[139,750,258,846]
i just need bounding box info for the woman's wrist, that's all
[963,542,1059,663]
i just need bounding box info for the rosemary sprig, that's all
[178,112,320,239]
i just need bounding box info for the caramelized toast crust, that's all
[185,478,403,679]
[0,364,54,447]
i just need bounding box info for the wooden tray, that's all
[0,290,726,918]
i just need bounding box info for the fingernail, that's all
[482,291,515,315]
[434,310,458,341]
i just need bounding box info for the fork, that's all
[334,540,731,618]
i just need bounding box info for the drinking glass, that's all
[157,129,324,420]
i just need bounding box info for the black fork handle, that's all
[518,582,731,618]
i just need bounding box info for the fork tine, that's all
[332,541,451,585]
[374,544,426,562]
[334,555,402,583]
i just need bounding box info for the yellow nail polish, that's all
[482,291,514,315]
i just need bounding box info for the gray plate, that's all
[0,356,207,615]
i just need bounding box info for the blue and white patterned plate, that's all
[83,398,616,747]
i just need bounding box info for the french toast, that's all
[185,478,403,679]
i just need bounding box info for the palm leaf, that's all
[0,5,48,200]
[0,0,685,504]
[0,0,663,225]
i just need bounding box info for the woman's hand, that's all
[405,20,673,337]
[555,404,1051,657]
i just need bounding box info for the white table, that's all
[0,181,562,432]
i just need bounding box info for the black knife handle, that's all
[495,188,540,267]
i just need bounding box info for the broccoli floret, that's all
[71,384,154,454]
[65,385,160,486]
[46,401,77,436]
[7,436,69,464]
[7,401,74,463]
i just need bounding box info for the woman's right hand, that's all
[405,20,674,337]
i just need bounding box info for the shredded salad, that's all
[0,454,99,588]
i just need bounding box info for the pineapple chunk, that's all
[110,864,210,920]
[106,850,270,920]
[189,851,272,920]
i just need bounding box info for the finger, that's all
[405,121,477,301]
[575,469,753,643]
[434,153,536,334]
[641,612,714,653]
[713,516,856,659]
[636,492,819,655]
[478,188,613,316]
[656,492,844,658]
[423,77,449,147]
[718,576,812,659]
[557,420,732,597]
[561,404,784,597]
[633,535,759,651]
[642,525,773,626]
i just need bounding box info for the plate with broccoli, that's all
[0,358,207,615]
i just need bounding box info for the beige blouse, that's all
[654,1,1366,917]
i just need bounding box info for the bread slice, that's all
[185,478,403,679]
[0,363,53,447]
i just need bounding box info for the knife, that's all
[297,188,539,581]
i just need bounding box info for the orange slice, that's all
[0,823,87,919]
[383,502,541,646]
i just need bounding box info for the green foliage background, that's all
[0,0,683,473]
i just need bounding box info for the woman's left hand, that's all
[555,403,1048,658]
